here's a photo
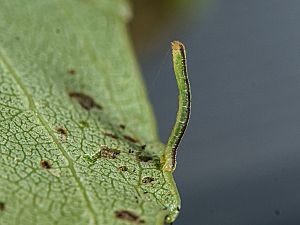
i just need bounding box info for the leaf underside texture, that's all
[0,1,180,225]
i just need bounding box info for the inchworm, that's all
[161,41,191,173]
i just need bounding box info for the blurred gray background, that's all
[138,0,300,224]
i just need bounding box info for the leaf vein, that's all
[0,49,99,225]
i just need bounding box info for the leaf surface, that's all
[0,1,180,224]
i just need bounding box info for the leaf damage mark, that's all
[115,210,145,224]
[137,155,152,162]
[67,69,76,75]
[56,127,67,141]
[0,202,5,211]
[124,135,139,143]
[69,92,102,110]
[142,177,154,184]
[83,147,121,163]
[134,196,139,204]
[118,166,128,172]
[103,132,118,139]
[40,160,52,169]
[56,127,67,135]
[100,147,120,159]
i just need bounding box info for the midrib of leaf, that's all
[0,49,98,224]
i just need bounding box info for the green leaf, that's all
[0,1,180,224]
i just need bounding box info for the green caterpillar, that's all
[161,41,191,173]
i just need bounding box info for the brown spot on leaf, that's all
[68,69,76,75]
[100,147,120,159]
[115,210,144,224]
[103,132,118,139]
[56,127,67,135]
[124,135,139,143]
[142,177,154,184]
[69,92,102,110]
[118,166,128,172]
[56,127,67,141]
[0,202,5,211]
[40,160,51,169]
